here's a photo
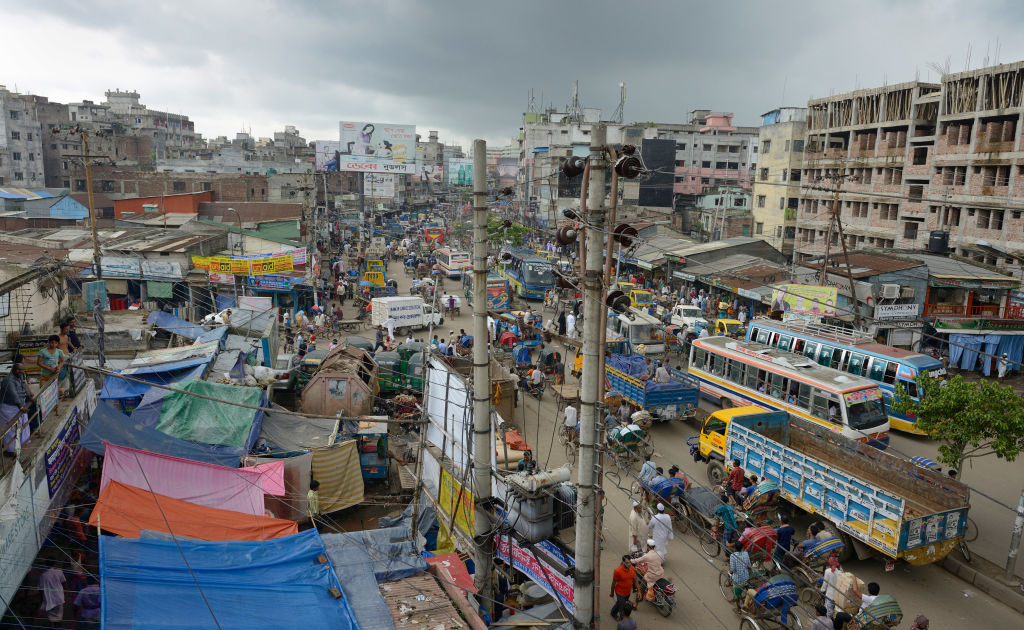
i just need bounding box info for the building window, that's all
[779,197,785,210]
[701,161,711,168]
[101,180,115,192]
[785,140,790,152]
[62,160,69,170]
[27,133,32,141]
[12,152,20,161]
[703,144,712,151]
[27,153,34,161]
[793,140,804,153]
[761,140,771,154]
[62,179,70,188]
[759,168,769,181]
[10,131,21,140]
[14,172,24,181]
[74,179,86,191]
[9,110,18,120]
[782,168,788,181]
[904,222,919,240]
[977,208,990,229]
[173,181,186,192]
[755,222,764,235]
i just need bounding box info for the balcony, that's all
[924,303,1022,320]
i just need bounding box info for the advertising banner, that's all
[246,274,294,291]
[45,410,81,498]
[495,534,575,613]
[438,469,474,537]
[83,280,108,312]
[38,380,59,420]
[194,253,294,277]
[100,256,142,278]
[496,157,518,189]
[208,272,235,285]
[315,140,342,172]
[140,260,183,280]
[447,158,474,186]
[363,173,396,199]
[418,163,444,186]
[770,284,838,316]
[874,303,920,321]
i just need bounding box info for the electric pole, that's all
[817,165,863,329]
[470,140,494,606]
[573,123,607,629]
[58,126,107,280]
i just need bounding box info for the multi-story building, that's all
[695,185,753,240]
[0,86,45,187]
[666,110,758,203]
[751,107,806,255]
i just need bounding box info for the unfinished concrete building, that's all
[796,61,1024,274]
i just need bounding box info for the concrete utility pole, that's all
[573,123,607,629]
[470,140,494,606]
[1006,488,1024,581]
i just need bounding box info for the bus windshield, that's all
[846,398,888,430]
[524,262,553,285]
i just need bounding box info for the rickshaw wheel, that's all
[739,617,762,630]
[699,527,721,557]
[719,572,737,602]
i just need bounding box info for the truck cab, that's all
[714,318,744,337]
[629,289,654,309]
[607,308,666,354]
[695,406,772,484]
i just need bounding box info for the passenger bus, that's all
[501,248,555,301]
[424,223,445,246]
[744,318,945,434]
[688,336,891,448]
[436,248,471,279]
[464,274,511,312]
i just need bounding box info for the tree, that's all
[890,374,1024,477]
[486,218,530,248]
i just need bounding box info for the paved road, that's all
[379,263,1023,628]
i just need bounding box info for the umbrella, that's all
[499,331,517,348]
[359,280,375,287]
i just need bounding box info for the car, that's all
[272,354,296,384]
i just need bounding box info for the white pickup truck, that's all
[669,304,709,332]
[371,296,444,335]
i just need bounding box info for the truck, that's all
[370,296,444,335]
[604,352,700,421]
[691,406,970,565]
[669,304,709,332]
[607,307,667,354]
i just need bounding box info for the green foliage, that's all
[891,374,1024,476]
[487,218,530,248]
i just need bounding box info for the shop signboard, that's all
[875,303,920,321]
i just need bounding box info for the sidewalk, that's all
[942,551,1024,614]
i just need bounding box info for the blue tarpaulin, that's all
[216,293,236,311]
[100,529,359,630]
[147,310,206,340]
[195,325,230,347]
[606,353,648,377]
[80,401,241,467]
[99,363,208,402]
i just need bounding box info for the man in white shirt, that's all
[531,366,544,388]
[628,500,645,552]
[648,503,674,559]
[383,316,396,341]
[566,313,577,339]
[654,362,671,384]
[563,404,578,437]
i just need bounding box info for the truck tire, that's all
[438,317,445,325]
[707,459,725,486]
[822,522,854,563]
[397,326,410,337]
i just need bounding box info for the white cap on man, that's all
[657,503,665,512]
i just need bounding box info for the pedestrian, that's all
[553,357,565,385]
[384,316,396,341]
[37,334,68,392]
[619,401,631,425]
[566,311,577,339]
[616,601,635,630]
[832,611,853,630]
[908,615,929,630]
[74,575,102,629]
[307,480,321,519]
[810,604,830,630]
[725,459,746,504]
[373,326,386,352]
[775,513,796,565]
[38,557,66,623]
[628,500,645,552]
[648,502,673,559]
[821,556,842,618]
[728,539,751,613]
[998,352,1009,382]
[859,582,880,611]
[609,555,636,621]
[563,404,579,439]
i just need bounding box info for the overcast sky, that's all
[5,0,1024,150]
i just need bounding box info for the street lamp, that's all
[226,207,244,256]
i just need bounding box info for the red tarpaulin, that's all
[90,480,298,541]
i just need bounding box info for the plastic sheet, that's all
[100,529,358,630]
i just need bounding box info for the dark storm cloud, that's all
[8,1,1024,145]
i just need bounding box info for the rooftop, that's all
[800,252,927,279]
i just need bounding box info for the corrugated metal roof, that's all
[380,574,465,630]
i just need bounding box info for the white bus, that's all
[436,248,471,279]
[688,336,890,448]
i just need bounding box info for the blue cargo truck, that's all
[723,410,970,565]
[604,353,699,422]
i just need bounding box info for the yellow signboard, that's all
[770,283,838,316]
[438,468,475,537]
[191,256,211,270]
[192,253,294,277]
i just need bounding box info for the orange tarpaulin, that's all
[89,480,298,541]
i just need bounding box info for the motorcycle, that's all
[631,556,677,617]
[520,374,545,399]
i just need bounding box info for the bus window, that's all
[830,349,845,370]
[803,342,819,361]
[711,355,723,376]
[730,361,745,385]
[902,380,919,398]
[768,332,779,347]
[756,329,769,344]
[786,380,799,404]
[756,370,769,394]
[748,327,760,342]
[770,374,785,399]
[847,353,865,376]
[818,345,834,367]
[693,348,705,367]
[792,338,805,354]
[745,367,759,390]
[883,361,899,385]
[778,335,792,352]
[797,383,811,408]
[867,358,886,382]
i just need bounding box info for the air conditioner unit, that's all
[900,286,915,299]
[881,284,900,299]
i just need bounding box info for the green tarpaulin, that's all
[155,381,262,447]
[146,281,174,298]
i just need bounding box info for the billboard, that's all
[364,173,396,198]
[447,158,474,186]
[336,121,416,173]
[315,141,342,172]
[770,284,838,316]
[496,157,518,189]
[418,163,444,186]
[638,138,675,207]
